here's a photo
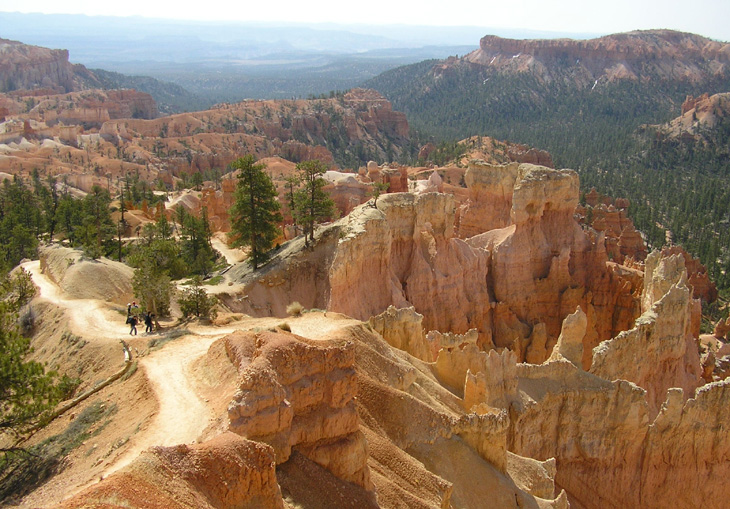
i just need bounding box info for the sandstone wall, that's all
[328,192,493,344]
[0,39,75,93]
[457,161,519,238]
[591,251,702,417]
[512,359,730,508]
[225,330,373,491]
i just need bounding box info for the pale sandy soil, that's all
[22,261,129,341]
[103,333,219,476]
[211,232,246,264]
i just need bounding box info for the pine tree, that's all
[228,155,282,269]
[80,185,115,259]
[0,268,70,439]
[292,160,335,246]
[132,261,173,316]
[178,276,218,320]
[180,208,215,276]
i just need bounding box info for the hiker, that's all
[127,301,139,316]
[144,312,153,333]
[128,314,138,335]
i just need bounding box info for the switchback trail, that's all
[22,260,220,477]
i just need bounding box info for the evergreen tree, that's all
[132,260,173,316]
[284,175,300,233]
[0,268,71,439]
[79,186,115,259]
[178,276,217,320]
[228,155,282,269]
[293,160,335,246]
[180,208,216,276]
[0,178,39,271]
[371,182,390,208]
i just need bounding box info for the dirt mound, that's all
[57,433,283,509]
[39,244,134,305]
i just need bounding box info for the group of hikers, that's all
[126,301,155,335]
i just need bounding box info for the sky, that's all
[0,0,728,41]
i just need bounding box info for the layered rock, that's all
[665,92,730,137]
[328,193,493,344]
[349,324,567,508]
[368,305,431,362]
[660,245,718,302]
[466,30,730,85]
[467,164,626,363]
[638,382,730,508]
[512,361,651,508]
[0,38,77,93]
[457,161,519,238]
[547,307,586,367]
[590,251,702,416]
[231,163,642,367]
[225,330,373,492]
[512,357,730,508]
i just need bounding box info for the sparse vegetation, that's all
[0,269,77,447]
[0,401,116,504]
[286,301,304,317]
[177,276,218,320]
[147,328,191,351]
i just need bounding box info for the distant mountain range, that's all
[0,12,599,105]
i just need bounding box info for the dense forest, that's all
[367,59,730,293]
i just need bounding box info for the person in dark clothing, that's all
[128,315,138,335]
[144,313,153,333]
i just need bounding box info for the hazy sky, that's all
[1,0,728,41]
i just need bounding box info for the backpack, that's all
[126,316,132,324]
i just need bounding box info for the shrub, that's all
[286,301,304,316]
[178,276,218,320]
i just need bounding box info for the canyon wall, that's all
[231,163,643,365]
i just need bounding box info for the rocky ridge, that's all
[0,38,83,94]
[464,30,730,85]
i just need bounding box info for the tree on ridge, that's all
[292,159,335,247]
[228,155,282,269]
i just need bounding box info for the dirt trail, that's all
[211,233,246,264]
[22,261,127,341]
[22,259,218,477]
[106,333,219,476]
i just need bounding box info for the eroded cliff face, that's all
[195,325,567,508]
[328,193,493,345]
[457,161,519,238]
[233,163,642,366]
[465,30,730,85]
[591,252,702,416]
[466,164,640,364]
[224,330,373,493]
[0,39,77,93]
